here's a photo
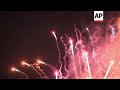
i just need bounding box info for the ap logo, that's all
[94,11,103,22]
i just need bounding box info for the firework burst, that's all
[10,16,120,79]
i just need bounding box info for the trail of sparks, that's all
[37,60,59,79]
[22,61,43,79]
[34,63,49,79]
[52,32,63,78]
[18,70,29,79]
[11,67,29,79]
[31,64,43,79]
[77,28,88,78]
[104,60,114,79]
[86,27,97,63]
[37,60,57,72]
[74,24,82,78]
[70,38,78,79]
[83,52,92,79]
[60,36,69,79]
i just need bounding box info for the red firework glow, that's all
[10,17,120,79]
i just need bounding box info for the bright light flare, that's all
[21,61,30,67]
[52,31,55,35]
[55,71,58,79]
[11,67,19,72]
[52,31,57,40]
[86,27,89,31]
[69,38,73,45]
[37,60,45,64]
[110,60,114,65]
[86,77,90,79]
[83,52,87,56]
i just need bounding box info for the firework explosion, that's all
[10,16,120,79]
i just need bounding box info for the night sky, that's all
[0,11,105,79]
